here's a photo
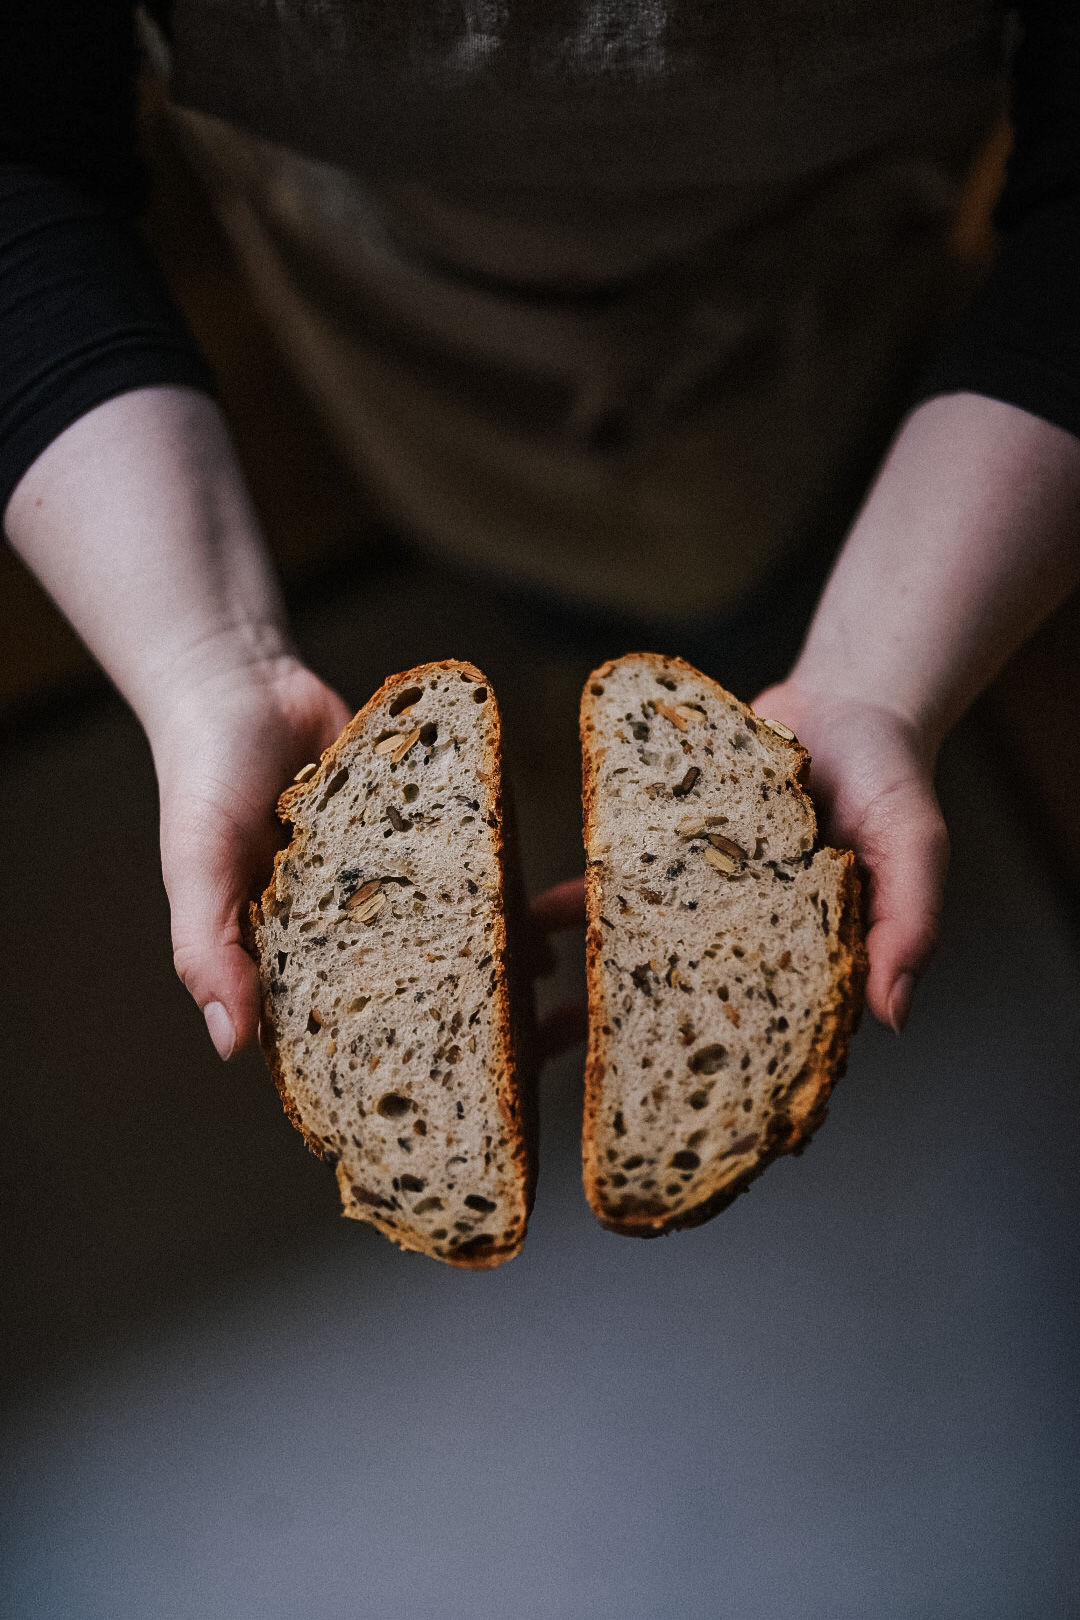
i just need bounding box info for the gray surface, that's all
[2,569,1078,1619]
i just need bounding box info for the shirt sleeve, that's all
[0,2,215,522]
[914,1,1080,439]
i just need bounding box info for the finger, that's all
[537,999,590,1060]
[857,783,950,1031]
[531,876,587,934]
[171,897,263,1058]
[163,815,268,1058]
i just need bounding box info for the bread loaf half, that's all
[580,653,867,1237]
[248,661,536,1268]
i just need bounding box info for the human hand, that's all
[749,394,1080,1031]
[3,387,359,1059]
[751,680,948,1032]
[150,653,352,1060]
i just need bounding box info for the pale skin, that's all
[6,384,1080,1057]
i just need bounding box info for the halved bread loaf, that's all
[580,653,867,1237]
[247,661,536,1268]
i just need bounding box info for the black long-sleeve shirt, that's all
[1,2,1078,521]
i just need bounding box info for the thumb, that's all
[856,779,949,1031]
[164,811,270,1059]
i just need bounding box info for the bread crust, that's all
[580,653,868,1238]
[245,660,537,1269]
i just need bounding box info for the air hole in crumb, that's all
[376,1093,410,1118]
[347,996,369,1014]
[317,768,349,811]
[413,1119,427,1135]
[472,686,488,703]
[623,1155,644,1170]
[306,1009,323,1035]
[403,782,420,803]
[399,1173,426,1193]
[671,1150,700,1170]
[389,686,423,716]
[689,1044,726,1075]
[688,1089,710,1109]
[656,676,678,690]
[419,722,438,746]
[590,682,605,695]
[464,1194,496,1213]
[612,1111,627,1135]
[456,1234,495,1255]
[276,951,288,974]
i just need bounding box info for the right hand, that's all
[3,387,354,1059]
[151,653,352,1059]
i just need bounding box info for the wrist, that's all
[783,648,947,758]
[761,668,942,773]
[142,626,302,755]
[788,395,1080,760]
[6,386,300,741]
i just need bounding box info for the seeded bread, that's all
[247,661,537,1268]
[580,653,867,1237]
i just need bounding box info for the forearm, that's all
[792,392,1080,749]
[4,385,295,737]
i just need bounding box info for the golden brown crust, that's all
[580,652,868,1238]
[247,660,536,1269]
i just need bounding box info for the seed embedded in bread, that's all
[247,661,537,1268]
[580,653,867,1238]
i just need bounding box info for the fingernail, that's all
[888,972,917,1034]
[203,1001,236,1061]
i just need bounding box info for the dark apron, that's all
[157,1,1008,618]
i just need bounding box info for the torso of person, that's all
[160,1,1009,618]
